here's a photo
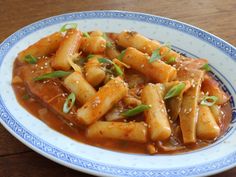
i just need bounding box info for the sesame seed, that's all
[183,108,187,113]
[92,97,101,108]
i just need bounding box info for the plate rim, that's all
[1,10,236,177]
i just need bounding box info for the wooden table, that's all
[0,0,236,176]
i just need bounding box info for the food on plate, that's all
[12,24,232,154]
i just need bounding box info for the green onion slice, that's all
[166,57,176,64]
[83,32,90,38]
[121,104,151,117]
[164,82,186,100]
[149,43,171,63]
[113,63,123,76]
[87,54,95,59]
[98,58,113,64]
[117,50,126,61]
[24,55,37,64]
[34,71,71,81]
[98,58,123,76]
[200,96,218,106]
[102,33,113,48]
[102,33,108,39]
[106,41,113,48]
[63,92,76,113]
[149,49,161,63]
[201,63,211,71]
[60,23,78,32]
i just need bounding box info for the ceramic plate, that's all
[0,11,236,177]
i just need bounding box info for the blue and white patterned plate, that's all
[0,11,236,177]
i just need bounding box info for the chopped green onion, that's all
[113,63,123,76]
[63,92,76,113]
[87,54,95,59]
[200,96,218,106]
[98,58,123,76]
[121,104,151,117]
[22,94,30,100]
[149,48,161,63]
[149,43,171,63]
[117,50,126,61]
[166,57,176,64]
[201,63,211,71]
[83,32,90,38]
[98,58,113,64]
[24,55,37,64]
[102,33,113,48]
[60,23,78,32]
[102,33,108,39]
[34,71,71,81]
[164,82,186,100]
[106,41,113,48]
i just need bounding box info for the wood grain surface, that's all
[0,0,236,176]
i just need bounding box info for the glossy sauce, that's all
[12,31,233,154]
[12,59,232,154]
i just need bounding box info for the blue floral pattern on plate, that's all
[0,11,236,177]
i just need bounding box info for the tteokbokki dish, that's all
[12,24,232,154]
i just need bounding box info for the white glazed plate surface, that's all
[0,11,236,177]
